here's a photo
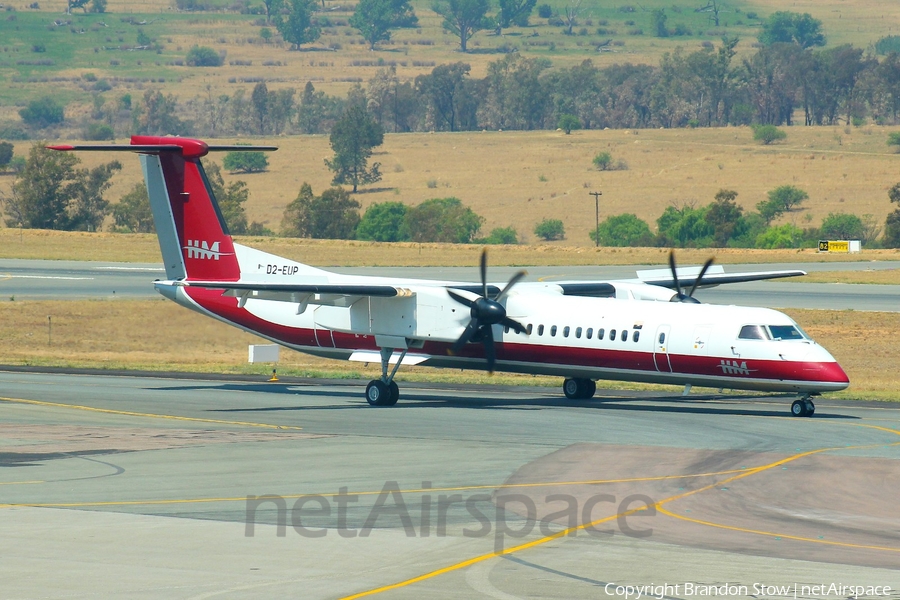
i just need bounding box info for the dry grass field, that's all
[0,298,895,401]
[5,126,900,248]
[4,228,900,266]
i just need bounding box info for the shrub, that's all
[83,122,115,141]
[534,218,565,241]
[590,213,654,247]
[356,201,409,242]
[887,132,900,151]
[752,124,786,145]
[593,151,612,170]
[537,3,552,18]
[19,97,65,128]
[819,212,865,240]
[479,226,518,245]
[404,197,484,243]
[185,46,223,67]
[0,141,13,170]
[222,151,269,173]
[558,114,581,134]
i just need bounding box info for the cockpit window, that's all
[738,325,769,340]
[767,325,806,341]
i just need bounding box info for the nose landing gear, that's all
[790,395,816,417]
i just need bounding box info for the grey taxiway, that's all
[1,258,899,598]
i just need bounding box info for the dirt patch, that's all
[495,443,900,569]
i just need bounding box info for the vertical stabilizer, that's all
[133,135,241,282]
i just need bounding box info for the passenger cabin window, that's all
[633,331,640,343]
[526,324,533,335]
[768,325,805,341]
[739,325,769,340]
[610,329,617,341]
[621,330,628,342]
[550,325,557,337]
[575,327,582,339]
[586,328,593,339]
[598,328,605,340]
[563,326,570,337]
[538,325,544,336]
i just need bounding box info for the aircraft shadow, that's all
[155,383,859,420]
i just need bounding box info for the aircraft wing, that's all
[635,268,807,290]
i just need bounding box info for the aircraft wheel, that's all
[582,380,596,399]
[366,380,392,406]
[563,378,584,400]
[386,381,400,406]
[791,399,808,417]
[804,399,815,416]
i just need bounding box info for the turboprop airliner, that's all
[50,136,849,416]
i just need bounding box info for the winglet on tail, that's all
[49,136,277,282]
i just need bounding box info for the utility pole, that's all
[589,191,602,247]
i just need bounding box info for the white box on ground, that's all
[248,344,280,363]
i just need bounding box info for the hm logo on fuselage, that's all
[184,240,233,260]
[719,359,753,375]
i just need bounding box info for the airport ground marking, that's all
[0,468,749,509]
[340,439,898,600]
[657,506,900,553]
[0,396,303,431]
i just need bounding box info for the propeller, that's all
[668,250,714,304]
[447,250,527,373]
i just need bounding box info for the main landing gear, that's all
[563,378,596,400]
[365,347,407,407]
[791,394,816,417]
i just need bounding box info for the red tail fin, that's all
[133,135,241,282]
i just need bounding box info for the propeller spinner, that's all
[447,250,527,373]
[669,250,714,304]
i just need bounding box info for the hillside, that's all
[4,125,897,246]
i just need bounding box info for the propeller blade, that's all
[494,270,527,303]
[500,316,527,334]
[447,289,476,308]
[483,328,496,374]
[480,249,488,300]
[668,250,682,296]
[686,257,715,299]
[450,319,481,355]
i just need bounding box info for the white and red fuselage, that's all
[51,136,850,399]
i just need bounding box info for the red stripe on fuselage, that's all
[184,288,849,390]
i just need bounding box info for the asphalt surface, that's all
[1,371,898,599]
[3,258,900,310]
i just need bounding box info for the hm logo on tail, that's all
[184,240,233,260]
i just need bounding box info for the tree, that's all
[262,0,282,23]
[497,0,534,29]
[558,114,580,134]
[356,201,409,241]
[276,0,321,49]
[185,46,223,67]
[19,97,65,128]
[589,213,654,247]
[432,0,491,53]
[479,226,518,244]
[414,62,477,131]
[888,132,900,151]
[133,89,189,135]
[562,0,581,35]
[755,223,805,248]
[325,104,384,192]
[820,212,865,240]
[66,0,89,14]
[205,163,250,234]
[652,8,668,38]
[764,185,808,216]
[0,144,118,231]
[251,82,270,134]
[593,151,612,170]
[758,11,825,49]
[752,124,787,144]
[350,0,418,51]
[69,160,122,231]
[0,142,13,170]
[112,183,155,233]
[282,182,361,239]
[404,197,484,243]
[534,218,565,241]
[656,204,713,247]
[705,189,744,247]
[223,151,269,173]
